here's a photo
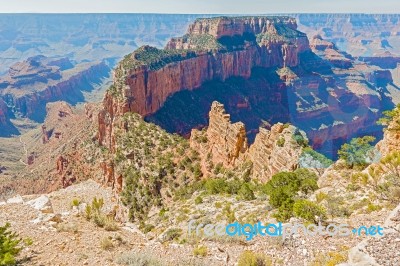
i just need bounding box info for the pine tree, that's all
[0,223,21,266]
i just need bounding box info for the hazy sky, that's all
[0,0,399,13]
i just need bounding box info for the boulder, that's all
[6,195,24,204]
[26,195,53,213]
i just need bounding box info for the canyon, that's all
[99,16,398,158]
[0,55,110,136]
[1,14,400,266]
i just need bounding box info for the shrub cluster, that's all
[262,168,323,222]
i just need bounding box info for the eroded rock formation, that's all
[204,101,248,166]
[99,16,310,147]
[248,124,304,182]
[99,15,397,160]
[190,101,305,182]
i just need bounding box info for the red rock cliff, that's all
[100,16,310,147]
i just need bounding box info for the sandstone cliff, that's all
[99,15,395,160]
[99,16,310,144]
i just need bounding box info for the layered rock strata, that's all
[190,101,305,182]
[0,56,110,135]
[99,16,310,147]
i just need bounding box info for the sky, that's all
[0,0,399,14]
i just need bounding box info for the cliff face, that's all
[100,15,397,159]
[0,56,110,135]
[99,16,310,147]
[376,107,400,157]
[190,101,305,182]
[101,16,309,119]
[184,17,298,38]
[202,101,249,166]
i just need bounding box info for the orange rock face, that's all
[99,16,310,147]
[203,101,248,167]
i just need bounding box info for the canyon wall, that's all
[99,16,310,147]
[7,62,109,119]
[0,58,110,136]
[99,15,396,160]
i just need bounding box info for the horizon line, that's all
[0,12,399,15]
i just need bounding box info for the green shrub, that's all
[366,203,382,214]
[311,250,348,266]
[292,129,308,147]
[238,183,255,200]
[263,169,318,208]
[0,223,21,266]
[100,237,114,250]
[237,250,272,266]
[193,245,208,257]
[377,103,400,130]
[276,137,285,147]
[316,192,328,203]
[163,228,182,242]
[71,198,80,207]
[84,197,119,230]
[338,136,377,168]
[104,217,119,231]
[214,202,222,208]
[116,251,162,266]
[194,196,203,205]
[325,195,352,218]
[205,179,227,194]
[262,169,319,222]
[299,147,333,170]
[140,223,155,234]
[293,199,326,223]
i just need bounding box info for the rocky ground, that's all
[0,179,398,266]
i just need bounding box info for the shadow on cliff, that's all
[0,121,19,137]
[145,66,291,143]
[28,63,111,124]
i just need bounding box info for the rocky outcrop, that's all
[99,17,309,145]
[3,61,109,119]
[41,125,49,144]
[248,124,304,182]
[376,111,400,157]
[204,101,248,166]
[0,55,62,89]
[190,101,305,182]
[309,35,352,69]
